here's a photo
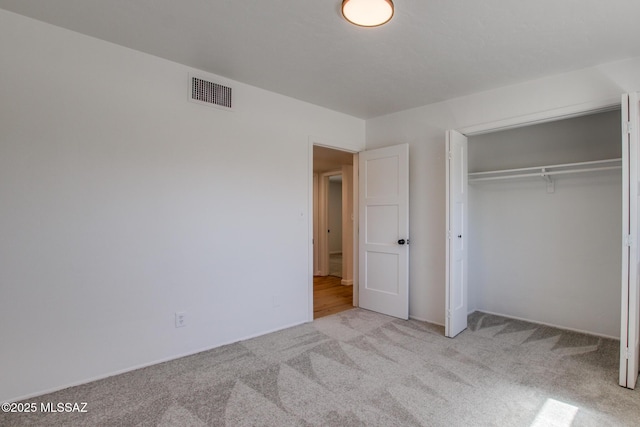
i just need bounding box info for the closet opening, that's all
[467,109,622,338]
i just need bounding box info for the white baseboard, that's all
[408,314,445,327]
[5,320,307,403]
[341,279,353,286]
[475,309,619,340]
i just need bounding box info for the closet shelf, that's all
[468,158,622,184]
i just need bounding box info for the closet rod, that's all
[469,158,622,178]
[469,165,621,183]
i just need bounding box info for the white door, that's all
[445,130,468,338]
[359,144,409,319]
[621,92,640,389]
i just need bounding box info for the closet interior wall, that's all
[467,110,622,338]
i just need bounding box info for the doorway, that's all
[328,175,343,277]
[466,110,622,337]
[313,145,355,318]
[310,142,411,321]
[447,100,640,388]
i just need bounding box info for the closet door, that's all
[621,92,640,389]
[446,130,468,337]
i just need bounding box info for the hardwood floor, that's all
[313,275,353,319]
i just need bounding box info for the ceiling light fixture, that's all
[342,0,394,27]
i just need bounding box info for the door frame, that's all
[451,96,637,388]
[450,99,620,305]
[316,170,356,284]
[317,170,343,277]
[308,139,360,321]
[621,92,640,389]
[458,98,620,136]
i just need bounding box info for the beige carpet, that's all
[2,310,639,426]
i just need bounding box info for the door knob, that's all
[398,239,406,245]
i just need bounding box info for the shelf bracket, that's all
[541,168,555,193]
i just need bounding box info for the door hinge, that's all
[447,230,451,240]
[448,151,452,160]
[624,234,633,247]
[625,121,632,134]
[624,347,630,359]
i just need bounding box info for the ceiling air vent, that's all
[190,75,233,110]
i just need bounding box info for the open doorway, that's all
[447,100,640,388]
[313,145,356,318]
[447,109,622,337]
[328,175,343,277]
[467,110,622,336]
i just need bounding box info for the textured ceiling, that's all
[2,0,640,119]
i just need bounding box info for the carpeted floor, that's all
[2,309,639,426]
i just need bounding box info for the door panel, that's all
[359,144,409,319]
[621,92,640,389]
[366,160,399,196]
[365,252,399,293]
[446,130,468,338]
[366,205,399,243]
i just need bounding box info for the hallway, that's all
[313,275,353,319]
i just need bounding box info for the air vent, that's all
[190,76,233,110]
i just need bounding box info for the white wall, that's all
[468,111,621,337]
[5,8,640,403]
[328,180,343,253]
[0,10,364,402]
[366,56,640,326]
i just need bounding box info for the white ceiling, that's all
[2,0,640,119]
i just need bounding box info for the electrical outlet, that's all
[175,312,187,328]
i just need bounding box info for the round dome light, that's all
[342,0,394,27]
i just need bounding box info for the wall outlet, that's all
[175,312,187,328]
